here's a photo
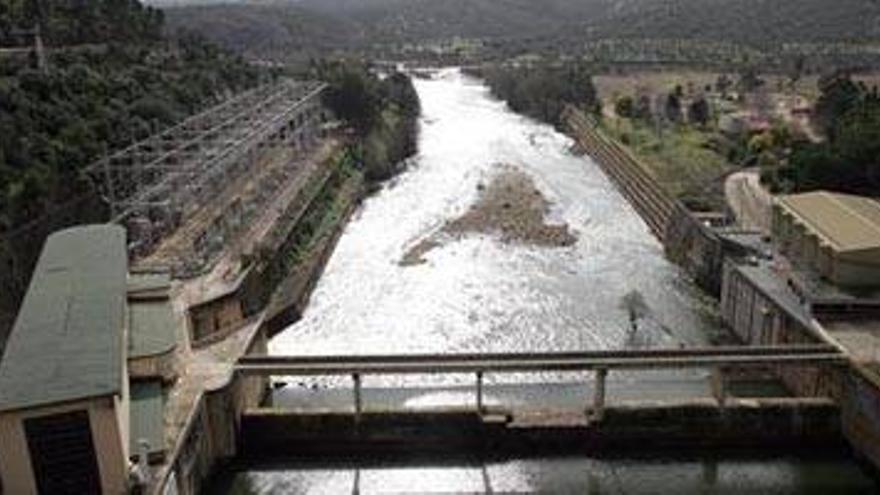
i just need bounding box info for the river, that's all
[211,69,877,494]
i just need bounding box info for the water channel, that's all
[212,69,877,494]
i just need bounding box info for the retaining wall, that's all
[263,174,363,336]
[239,399,842,458]
[150,328,269,495]
[563,108,673,239]
[720,261,880,472]
[562,107,725,296]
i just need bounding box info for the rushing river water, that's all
[213,69,877,493]
[272,69,719,359]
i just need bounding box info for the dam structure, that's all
[0,70,879,495]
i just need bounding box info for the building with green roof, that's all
[0,225,179,495]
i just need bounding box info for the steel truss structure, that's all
[85,79,328,259]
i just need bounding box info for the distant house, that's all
[773,191,880,289]
[0,225,177,494]
[719,112,772,137]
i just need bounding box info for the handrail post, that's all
[592,368,608,421]
[476,371,484,414]
[353,373,362,421]
[711,367,727,409]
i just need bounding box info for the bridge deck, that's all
[236,345,845,376]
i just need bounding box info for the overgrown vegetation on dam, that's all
[282,151,362,271]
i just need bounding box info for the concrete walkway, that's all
[148,139,339,488]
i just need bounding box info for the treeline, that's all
[315,61,420,181]
[483,63,600,127]
[162,0,880,67]
[0,39,264,230]
[1,0,164,45]
[161,3,355,64]
[780,73,880,194]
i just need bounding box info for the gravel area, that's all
[402,164,576,265]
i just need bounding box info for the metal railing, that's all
[236,345,845,420]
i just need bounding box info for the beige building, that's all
[773,191,880,289]
[0,225,130,494]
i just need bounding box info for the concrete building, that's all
[0,226,130,494]
[773,191,880,289]
[0,225,177,495]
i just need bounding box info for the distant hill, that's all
[162,0,880,60]
[162,3,356,61]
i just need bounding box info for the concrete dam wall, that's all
[563,107,726,296]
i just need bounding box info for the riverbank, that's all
[264,153,366,334]
[563,106,729,297]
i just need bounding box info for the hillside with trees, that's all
[162,0,880,66]
[0,0,268,346]
[779,72,880,194]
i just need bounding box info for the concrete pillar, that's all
[711,367,727,408]
[592,368,608,420]
[476,371,484,414]
[353,373,362,421]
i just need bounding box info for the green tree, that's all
[615,95,635,119]
[665,91,682,123]
[484,61,600,127]
[715,74,733,97]
[814,71,863,139]
[737,68,764,93]
[322,66,382,134]
[634,94,653,121]
[687,97,710,126]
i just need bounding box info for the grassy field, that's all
[601,115,733,211]
[592,69,833,211]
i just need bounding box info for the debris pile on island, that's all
[401,164,576,265]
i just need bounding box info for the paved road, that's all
[724,168,772,234]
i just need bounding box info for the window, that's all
[25,410,101,495]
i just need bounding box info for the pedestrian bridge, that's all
[233,345,847,457]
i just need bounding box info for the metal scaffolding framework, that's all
[85,79,329,259]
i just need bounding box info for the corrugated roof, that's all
[0,225,128,412]
[777,191,880,253]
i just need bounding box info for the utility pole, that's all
[33,22,47,73]
[31,0,48,73]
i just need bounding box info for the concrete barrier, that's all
[238,398,842,458]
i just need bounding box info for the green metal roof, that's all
[129,299,176,359]
[127,271,172,296]
[0,225,128,412]
[129,380,165,460]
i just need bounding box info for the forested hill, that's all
[1,0,165,45]
[161,0,880,59]
[0,0,267,343]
